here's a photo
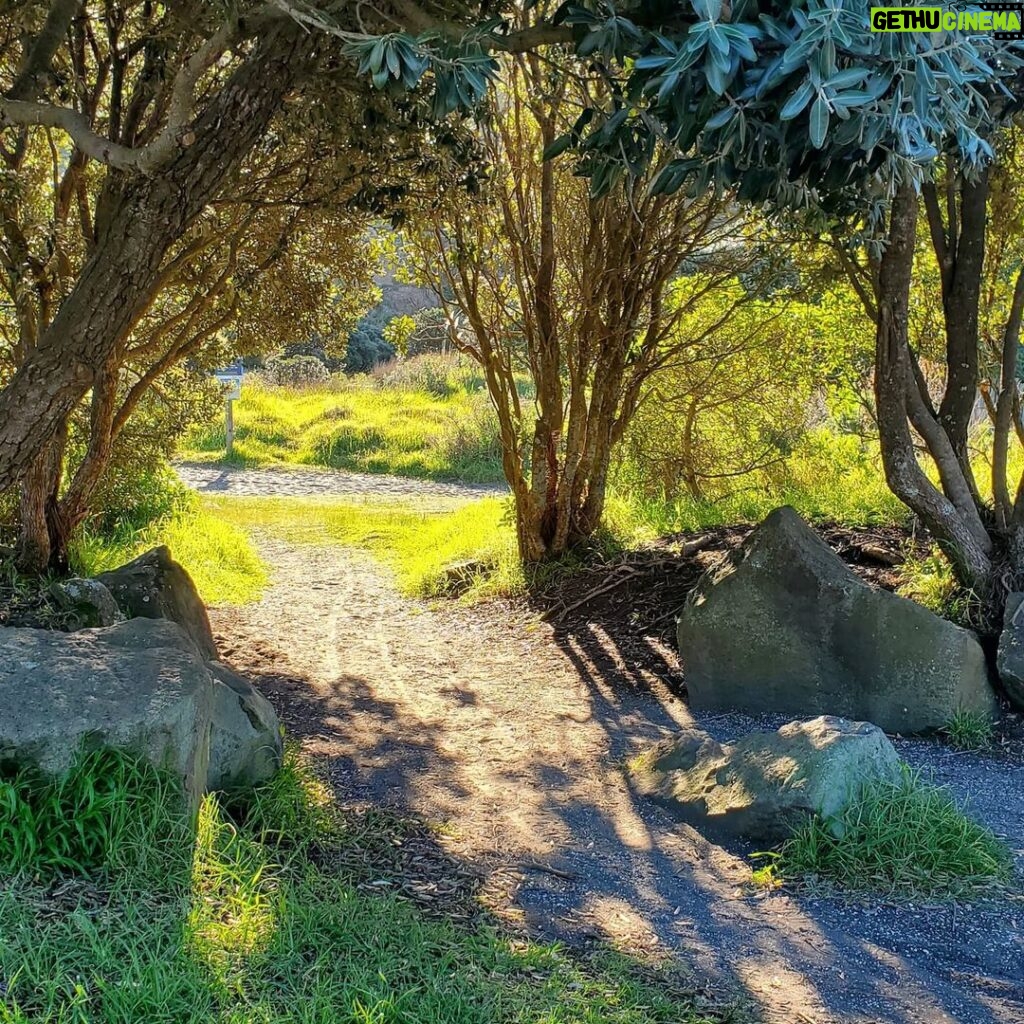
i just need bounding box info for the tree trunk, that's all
[874,182,995,592]
[14,424,68,574]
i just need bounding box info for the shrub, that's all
[344,326,396,373]
[261,354,330,388]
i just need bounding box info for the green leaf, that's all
[779,79,814,121]
[809,95,829,149]
[543,134,575,160]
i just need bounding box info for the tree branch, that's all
[0,17,241,174]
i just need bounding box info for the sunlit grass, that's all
[0,749,725,1024]
[182,374,503,484]
[71,498,268,607]
[208,495,523,600]
[609,429,909,541]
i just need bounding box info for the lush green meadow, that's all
[182,359,506,485]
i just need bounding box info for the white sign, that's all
[214,360,244,401]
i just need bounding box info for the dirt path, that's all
[209,530,1024,1024]
[176,461,506,503]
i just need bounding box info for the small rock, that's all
[51,578,122,628]
[96,546,217,659]
[630,716,902,843]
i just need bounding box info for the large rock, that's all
[630,716,902,842]
[207,661,283,792]
[996,592,1024,711]
[677,507,997,734]
[0,619,212,810]
[96,546,217,659]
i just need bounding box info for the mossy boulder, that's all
[630,716,902,842]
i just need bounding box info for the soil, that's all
[200,469,1024,1024]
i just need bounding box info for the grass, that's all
[70,491,268,607]
[767,768,1013,897]
[0,748,187,878]
[181,362,505,485]
[942,709,995,752]
[207,494,523,600]
[0,748,728,1024]
[609,429,910,540]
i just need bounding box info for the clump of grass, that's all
[0,747,188,880]
[775,768,1013,896]
[942,709,994,752]
[0,746,724,1023]
[897,548,992,631]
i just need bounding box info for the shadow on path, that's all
[212,535,1024,1024]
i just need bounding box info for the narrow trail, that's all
[176,461,506,504]
[202,480,1024,1024]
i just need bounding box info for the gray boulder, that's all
[677,506,997,734]
[207,661,283,792]
[630,716,902,842]
[51,578,123,628]
[0,619,212,810]
[96,546,217,659]
[996,592,1024,711]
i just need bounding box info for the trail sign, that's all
[213,359,244,401]
[213,360,244,455]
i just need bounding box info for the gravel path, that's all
[175,461,506,504]
[206,530,1024,1024]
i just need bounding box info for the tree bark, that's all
[14,423,68,574]
[874,183,994,590]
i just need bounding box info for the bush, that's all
[344,326,396,373]
[282,338,345,372]
[261,354,330,388]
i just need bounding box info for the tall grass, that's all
[0,749,723,1024]
[71,487,268,607]
[0,748,188,879]
[182,357,506,484]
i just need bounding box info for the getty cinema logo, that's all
[870,3,1024,37]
